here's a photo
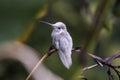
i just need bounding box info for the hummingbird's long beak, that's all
[40,21,53,27]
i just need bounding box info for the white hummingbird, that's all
[40,21,73,69]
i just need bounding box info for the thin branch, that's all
[111,67,120,80]
[26,46,82,80]
[26,53,49,80]
[26,45,120,80]
[82,64,98,71]
[107,68,114,80]
[26,47,57,80]
[104,52,120,63]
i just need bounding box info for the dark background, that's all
[0,0,120,80]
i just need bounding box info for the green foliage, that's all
[0,0,120,80]
[0,0,47,41]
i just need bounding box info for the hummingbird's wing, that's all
[58,36,72,69]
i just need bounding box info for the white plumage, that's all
[51,22,73,69]
[41,21,73,69]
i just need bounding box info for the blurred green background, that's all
[0,0,120,80]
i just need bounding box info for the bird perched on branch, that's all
[40,21,73,69]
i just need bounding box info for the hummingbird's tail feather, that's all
[58,51,72,69]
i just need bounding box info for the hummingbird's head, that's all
[40,21,67,33]
[52,22,67,32]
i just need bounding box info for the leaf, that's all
[18,4,48,43]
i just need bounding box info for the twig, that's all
[26,46,82,80]
[26,45,120,80]
[107,68,114,80]
[26,53,49,80]
[111,67,120,80]
[26,46,57,80]
[82,64,98,71]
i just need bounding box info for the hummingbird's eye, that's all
[58,27,61,29]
